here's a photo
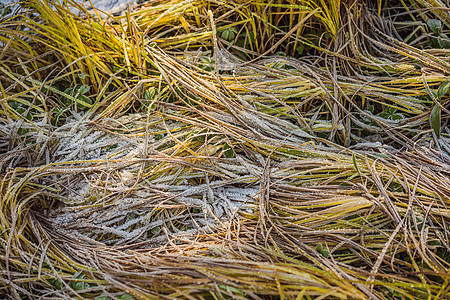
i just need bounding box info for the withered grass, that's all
[0,0,449,298]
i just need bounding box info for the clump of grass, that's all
[0,0,449,298]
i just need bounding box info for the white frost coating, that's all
[216,48,241,71]
[53,115,141,162]
[350,142,382,149]
[75,0,138,15]
[49,175,258,246]
[71,183,91,203]
[120,170,134,184]
[0,0,139,16]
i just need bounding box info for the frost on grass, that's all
[47,113,258,248]
[49,172,257,247]
[53,113,143,162]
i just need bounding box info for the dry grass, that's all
[0,0,449,298]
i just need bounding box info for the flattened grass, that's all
[0,0,449,298]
